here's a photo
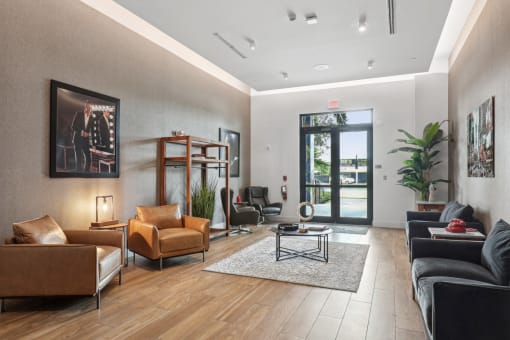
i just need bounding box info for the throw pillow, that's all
[481,219,510,285]
[439,201,474,222]
[13,215,68,244]
[136,204,183,229]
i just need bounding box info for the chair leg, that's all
[160,257,163,271]
[202,249,205,262]
[118,269,122,285]
[96,290,101,309]
[1,298,5,312]
[133,252,135,264]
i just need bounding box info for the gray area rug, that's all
[204,237,369,292]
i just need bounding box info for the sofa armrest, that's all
[0,244,97,297]
[183,216,210,251]
[433,281,510,340]
[65,230,122,249]
[128,219,160,260]
[250,203,264,214]
[411,238,484,263]
[406,210,441,222]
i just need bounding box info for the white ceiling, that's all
[111,0,457,92]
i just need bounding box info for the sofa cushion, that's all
[481,219,510,285]
[412,258,498,286]
[416,276,492,334]
[97,245,122,281]
[159,228,203,253]
[13,215,68,244]
[439,201,474,222]
[136,204,183,229]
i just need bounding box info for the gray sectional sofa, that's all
[410,219,510,340]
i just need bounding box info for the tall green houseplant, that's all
[388,121,449,201]
[191,178,218,220]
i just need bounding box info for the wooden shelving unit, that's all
[159,135,230,238]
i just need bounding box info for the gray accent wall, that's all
[0,1,250,240]
[449,0,510,231]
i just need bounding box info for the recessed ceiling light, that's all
[314,64,329,71]
[305,14,318,25]
[367,60,374,70]
[358,14,367,32]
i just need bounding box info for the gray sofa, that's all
[406,201,484,251]
[411,219,510,340]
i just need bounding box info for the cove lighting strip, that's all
[80,0,251,95]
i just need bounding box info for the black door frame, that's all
[299,119,373,225]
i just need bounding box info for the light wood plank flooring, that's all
[0,226,425,340]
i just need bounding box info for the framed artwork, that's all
[467,96,494,177]
[50,80,120,178]
[219,128,240,177]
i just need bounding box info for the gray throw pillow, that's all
[481,219,510,285]
[439,201,474,222]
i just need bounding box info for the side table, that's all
[428,227,486,241]
[416,201,446,212]
[90,223,129,267]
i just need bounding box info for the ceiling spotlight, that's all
[305,14,318,25]
[367,60,374,70]
[287,9,296,22]
[245,37,256,51]
[358,14,367,32]
[281,72,289,80]
[314,64,329,71]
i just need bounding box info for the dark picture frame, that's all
[50,80,120,178]
[467,96,494,177]
[219,128,240,177]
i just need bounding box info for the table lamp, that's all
[91,195,119,227]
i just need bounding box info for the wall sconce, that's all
[91,195,118,227]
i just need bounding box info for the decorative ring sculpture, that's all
[297,201,315,222]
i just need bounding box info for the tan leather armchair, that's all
[128,204,209,270]
[0,215,123,311]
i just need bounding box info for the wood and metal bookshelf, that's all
[159,135,230,238]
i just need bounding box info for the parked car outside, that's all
[341,177,355,184]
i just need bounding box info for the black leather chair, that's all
[245,186,282,223]
[221,188,260,234]
[411,219,510,340]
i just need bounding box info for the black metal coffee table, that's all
[270,226,332,263]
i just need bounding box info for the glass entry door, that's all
[300,111,372,225]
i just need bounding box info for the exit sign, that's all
[328,100,339,109]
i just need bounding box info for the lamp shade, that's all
[92,195,118,227]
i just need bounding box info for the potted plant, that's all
[388,121,449,201]
[191,178,218,220]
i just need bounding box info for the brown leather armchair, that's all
[128,204,209,270]
[0,215,123,311]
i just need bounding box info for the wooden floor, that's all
[0,226,426,340]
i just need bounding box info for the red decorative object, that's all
[236,195,241,203]
[446,218,466,233]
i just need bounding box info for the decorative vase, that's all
[428,183,437,202]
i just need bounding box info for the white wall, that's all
[449,0,510,231]
[415,73,449,201]
[251,75,448,228]
[0,1,250,240]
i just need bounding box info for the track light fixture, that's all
[367,60,374,70]
[281,72,289,80]
[305,13,318,25]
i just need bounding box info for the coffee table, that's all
[270,226,332,263]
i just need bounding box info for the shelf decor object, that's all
[91,195,119,227]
